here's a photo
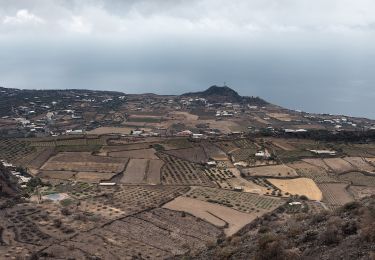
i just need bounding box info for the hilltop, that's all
[182,85,268,105]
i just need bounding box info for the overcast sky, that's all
[0,0,374,118]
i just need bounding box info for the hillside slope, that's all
[188,196,375,260]
[0,163,19,197]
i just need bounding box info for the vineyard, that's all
[0,139,35,164]
[203,167,235,189]
[233,139,258,149]
[318,183,354,208]
[159,153,213,186]
[290,161,338,183]
[230,148,257,162]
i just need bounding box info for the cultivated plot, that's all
[241,164,298,178]
[41,152,127,173]
[318,183,354,209]
[323,158,356,173]
[338,172,375,186]
[164,196,256,236]
[267,178,323,201]
[289,161,338,183]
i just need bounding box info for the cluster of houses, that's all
[321,117,358,129]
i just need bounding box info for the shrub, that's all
[258,226,270,234]
[302,230,318,242]
[343,201,361,212]
[255,233,287,260]
[53,219,62,228]
[319,225,341,245]
[341,220,357,235]
[61,207,72,216]
[310,211,328,224]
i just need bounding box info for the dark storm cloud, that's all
[0,0,374,118]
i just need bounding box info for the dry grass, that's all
[267,178,323,201]
[120,159,148,184]
[164,196,258,236]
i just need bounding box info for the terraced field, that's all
[230,148,257,162]
[0,139,35,164]
[318,183,354,209]
[267,178,323,200]
[338,172,375,186]
[185,187,284,214]
[159,153,213,186]
[289,161,338,183]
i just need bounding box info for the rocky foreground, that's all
[187,196,375,260]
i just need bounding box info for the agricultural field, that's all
[214,141,239,153]
[30,137,107,147]
[159,153,213,186]
[102,142,157,152]
[108,148,158,159]
[337,172,375,186]
[233,138,258,149]
[164,196,257,236]
[302,158,332,171]
[267,138,296,151]
[274,149,315,162]
[41,152,127,173]
[323,158,356,173]
[343,157,374,172]
[203,167,234,188]
[87,126,141,135]
[185,187,284,214]
[26,147,56,170]
[230,148,257,163]
[348,186,375,200]
[162,138,193,150]
[227,177,269,194]
[120,159,148,184]
[0,185,196,259]
[163,146,208,163]
[201,142,228,160]
[78,186,189,218]
[38,170,76,180]
[318,183,354,209]
[267,178,323,200]
[241,164,298,178]
[145,159,164,185]
[289,161,338,183]
[0,139,35,165]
